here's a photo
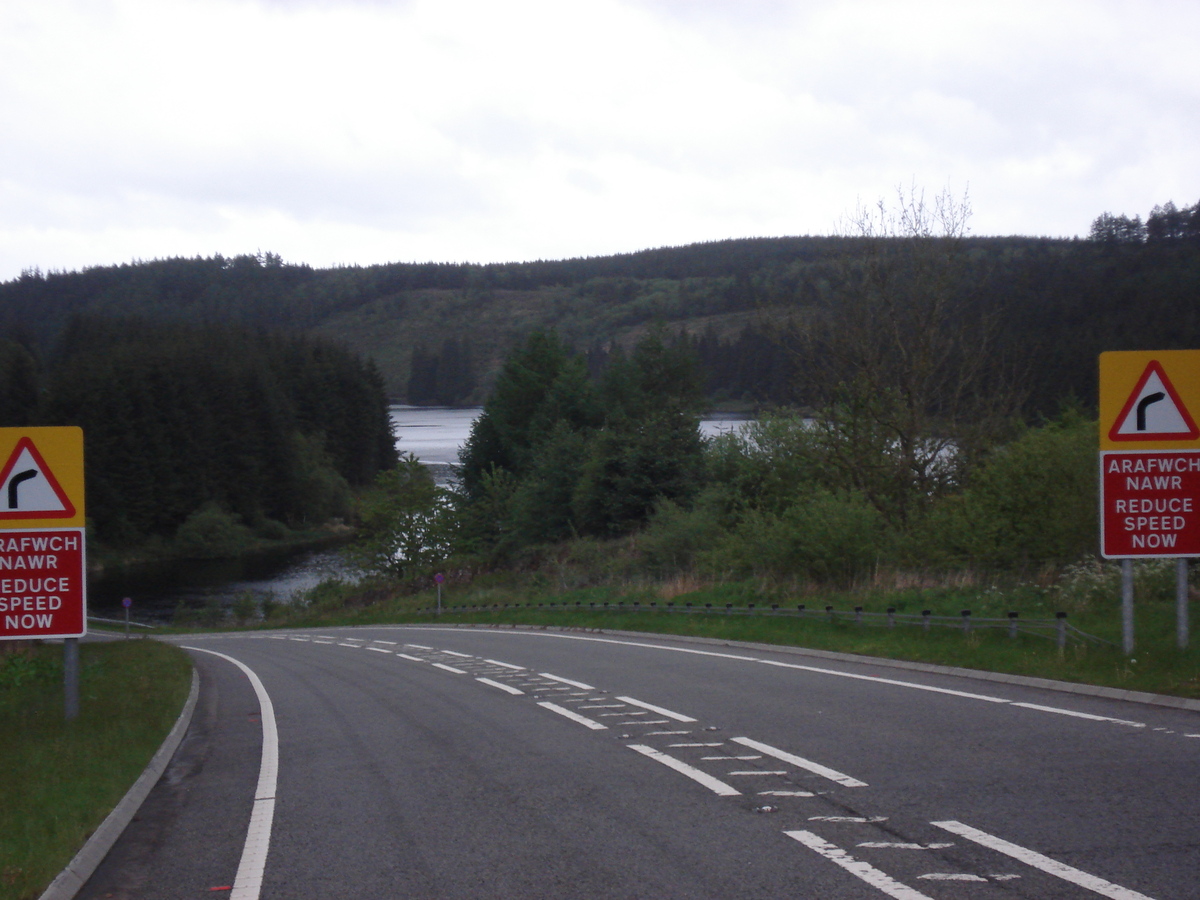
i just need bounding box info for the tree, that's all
[347,454,454,578]
[792,185,1024,525]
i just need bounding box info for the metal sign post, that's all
[1100,351,1200,654]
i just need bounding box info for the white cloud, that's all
[0,0,1197,278]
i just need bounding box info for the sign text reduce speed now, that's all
[0,529,86,638]
[1100,451,1200,558]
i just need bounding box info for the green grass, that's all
[0,640,193,900]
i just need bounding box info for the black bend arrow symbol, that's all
[1136,392,1166,431]
[7,469,37,509]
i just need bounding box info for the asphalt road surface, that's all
[77,625,1199,899]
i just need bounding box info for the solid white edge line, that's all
[539,672,596,690]
[930,821,1158,900]
[432,663,467,674]
[183,647,278,900]
[1010,702,1145,728]
[785,831,935,900]
[626,744,740,796]
[477,677,525,695]
[731,736,868,787]
[538,701,607,730]
[615,696,697,722]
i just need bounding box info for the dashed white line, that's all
[616,697,696,722]
[627,744,741,797]
[620,719,670,726]
[919,873,987,882]
[337,642,360,648]
[396,653,425,662]
[477,677,525,696]
[484,659,524,670]
[580,704,624,709]
[727,770,787,776]
[439,650,473,658]
[731,737,869,788]
[405,643,434,650]
[701,754,760,761]
[646,730,691,736]
[810,816,888,823]
[366,647,392,654]
[760,790,816,797]
[785,831,934,900]
[538,701,607,730]
[372,640,397,645]
[859,843,954,850]
[668,743,725,748]
[931,820,1158,900]
[539,673,596,690]
[432,663,467,674]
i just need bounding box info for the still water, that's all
[92,407,752,622]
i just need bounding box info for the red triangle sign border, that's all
[0,436,77,519]
[1108,359,1200,442]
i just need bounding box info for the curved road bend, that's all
[77,626,1198,899]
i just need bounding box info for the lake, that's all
[91,406,753,622]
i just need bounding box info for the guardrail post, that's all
[886,607,895,628]
[826,605,835,623]
[854,606,863,624]
[1056,611,1067,649]
[921,609,931,632]
[961,610,971,633]
[1008,611,1018,638]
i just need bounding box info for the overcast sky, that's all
[1,0,1196,281]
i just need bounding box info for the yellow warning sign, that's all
[1100,351,1200,451]
[0,428,85,527]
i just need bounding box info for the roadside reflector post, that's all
[1055,612,1067,649]
[886,607,895,628]
[64,637,79,722]
[921,609,931,632]
[854,606,863,625]
[1122,559,1135,655]
[961,610,971,634]
[1178,558,1190,651]
[1007,611,1019,639]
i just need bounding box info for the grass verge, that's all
[0,639,193,900]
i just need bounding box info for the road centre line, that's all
[785,830,935,900]
[312,640,334,644]
[477,677,525,695]
[432,663,468,674]
[538,701,607,730]
[731,737,869,788]
[539,672,596,690]
[760,790,815,797]
[372,640,397,645]
[669,742,724,747]
[810,816,888,823]
[919,873,987,882]
[728,770,787,776]
[701,754,760,760]
[439,650,473,658]
[423,630,1149,730]
[616,696,696,722]
[484,659,524,670]
[396,653,425,662]
[337,642,360,648]
[405,643,434,650]
[366,647,391,654]
[931,820,1158,900]
[622,719,670,725]
[183,647,277,900]
[859,843,954,850]
[626,744,741,797]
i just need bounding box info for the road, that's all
[78,625,1199,899]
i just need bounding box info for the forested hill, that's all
[2,199,1198,416]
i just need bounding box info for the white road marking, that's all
[439,650,473,658]
[809,816,887,823]
[484,659,524,670]
[184,647,278,900]
[477,677,525,695]
[538,701,607,730]
[312,640,334,644]
[1010,702,1145,728]
[919,873,987,882]
[646,730,691,736]
[366,647,392,654]
[417,629,1150,732]
[627,744,741,796]
[785,831,935,900]
[931,820,1158,900]
[760,790,816,797]
[621,720,670,725]
[600,711,645,717]
[731,737,869,788]
[616,696,696,722]
[668,742,725,748]
[728,770,787,776]
[372,640,397,645]
[316,635,337,639]
[701,754,760,760]
[859,843,954,850]
[432,663,467,674]
[539,673,596,690]
[580,704,625,709]
[337,642,360,648]
[1187,734,1200,738]
[288,637,308,641]
[405,643,434,650]
[396,653,425,662]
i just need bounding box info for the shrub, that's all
[173,503,255,559]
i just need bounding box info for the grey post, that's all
[1122,558,1135,655]
[64,637,79,721]
[1178,558,1190,651]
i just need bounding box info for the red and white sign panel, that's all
[0,528,86,639]
[1100,452,1200,558]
